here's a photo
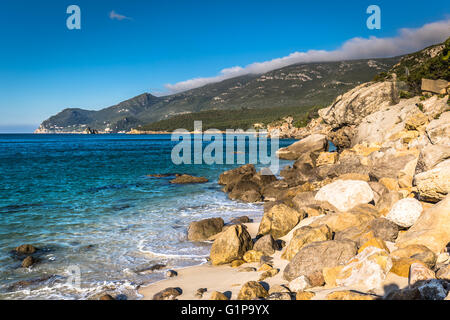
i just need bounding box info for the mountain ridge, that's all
[35,57,400,133]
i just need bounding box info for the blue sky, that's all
[0,0,449,132]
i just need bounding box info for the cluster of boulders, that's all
[177,79,450,300]
[14,244,38,268]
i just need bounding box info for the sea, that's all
[0,134,295,300]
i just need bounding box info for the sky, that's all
[0,0,449,132]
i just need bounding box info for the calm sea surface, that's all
[0,134,294,299]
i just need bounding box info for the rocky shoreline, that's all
[139,77,450,301]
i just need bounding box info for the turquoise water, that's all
[0,134,294,299]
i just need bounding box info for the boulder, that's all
[385,198,423,228]
[409,263,436,285]
[390,244,436,269]
[218,164,256,186]
[276,134,327,160]
[268,284,290,295]
[421,78,449,94]
[283,240,358,281]
[334,247,393,291]
[309,204,379,233]
[415,144,450,174]
[243,250,264,263]
[396,194,450,254]
[368,218,400,242]
[326,291,375,300]
[266,292,292,300]
[187,218,224,241]
[352,96,420,146]
[358,237,390,254]
[229,216,252,225]
[210,291,229,300]
[376,191,403,216]
[237,281,268,300]
[328,126,355,149]
[228,180,262,203]
[258,201,305,239]
[369,152,418,181]
[153,287,182,300]
[296,291,316,300]
[21,256,35,268]
[414,159,450,202]
[385,279,447,300]
[319,81,397,128]
[316,152,338,166]
[210,225,253,265]
[259,268,279,281]
[368,181,389,204]
[314,180,374,212]
[15,244,37,254]
[288,275,311,292]
[253,234,279,256]
[169,174,208,184]
[436,265,450,280]
[426,112,450,145]
[282,225,332,261]
[99,294,115,300]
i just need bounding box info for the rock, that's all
[334,247,393,291]
[376,191,403,216]
[307,270,325,287]
[266,292,292,300]
[390,244,436,269]
[328,126,355,149]
[415,144,450,174]
[368,181,389,205]
[409,263,436,285]
[166,270,178,278]
[237,281,269,300]
[316,152,338,166]
[358,237,389,254]
[210,291,229,300]
[15,244,37,254]
[314,180,374,212]
[421,78,449,94]
[230,259,245,268]
[436,265,450,280]
[283,240,358,281]
[288,275,311,292]
[21,256,35,268]
[276,134,327,160]
[281,225,332,261]
[218,164,256,186]
[405,111,429,130]
[319,81,397,128]
[395,194,450,253]
[99,294,115,300]
[135,263,166,274]
[426,111,450,145]
[379,177,399,191]
[153,287,182,300]
[370,152,419,181]
[258,263,273,271]
[296,291,316,300]
[309,205,379,233]
[229,216,252,225]
[326,291,375,300]
[421,94,449,118]
[259,268,279,281]
[417,279,448,300]
[238,267,256,272]
[368,218,400,242]
[339,173,370,182]
[385,198,423,228]
[352,97,420,146]
[187,218,224,241]
[414,159,450,202]
[390,258,425,277]
[228,180,262,203]
[195,288,207,298]
[210,225,253,265]
[170,174,208,184]
[257,201,305,239]
[253,234,279,256]
[268,284,290,294]
[243,250,264,263]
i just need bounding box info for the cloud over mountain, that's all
[165,19,450,93]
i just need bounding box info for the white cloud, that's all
[164,19,450,94]
[109,10,132,21]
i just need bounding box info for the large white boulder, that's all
[276,134,327,160]
[386,198,423,228]
[314,180,374,212]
